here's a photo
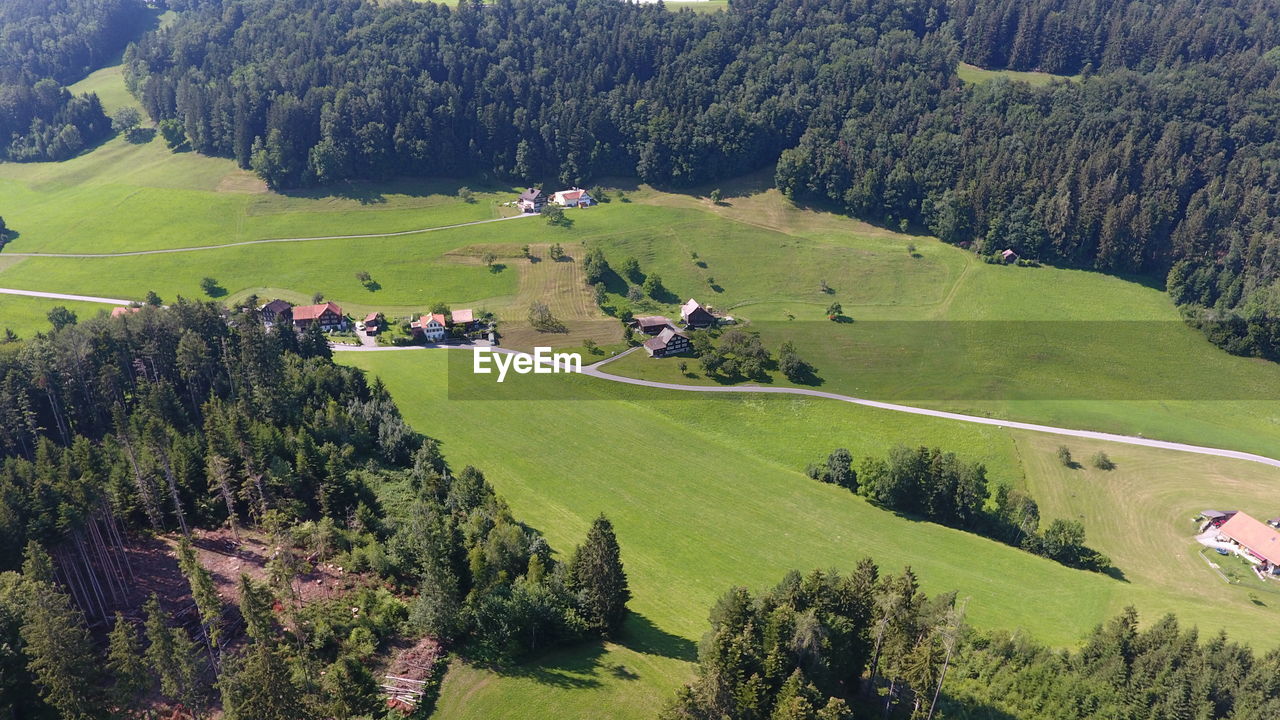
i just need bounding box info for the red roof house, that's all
[1218,512,1280,566]
[291,302,345,330]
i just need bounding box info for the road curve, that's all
[0,287,133,305]
[335,343,1280,470]
[1,213,536,258]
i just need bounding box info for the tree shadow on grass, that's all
[492,642,607,690]
[617,612,697,663]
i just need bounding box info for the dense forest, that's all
[664,568,1280,719]
[0,0,138,160]
[0,303,631,718]
[119,0,1280,358]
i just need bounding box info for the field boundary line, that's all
[0,213,537,258]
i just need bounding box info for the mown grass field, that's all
[956,61,1078,86]
[0,295,120,338]
[341,350,1280,719]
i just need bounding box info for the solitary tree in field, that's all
[482,251,497,269]
[458,186,475,203]
[826,302,842,319]
[144,290,163,306]
[549,242,565,261]
[521,244,531,259]
[528,301,564,332]
[1057,446,1074,467]
[570,514,631,637]
[1091,452,1115,470]
[46,306,77,330]
[710,188,723,204]
[0,215,8,240]
[112,107,142,139]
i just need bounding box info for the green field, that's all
[341,349,1280,719]
[956,61,1078,86]
[0,294,120,338]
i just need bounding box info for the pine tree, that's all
[177,536,223,668]
[219,642,312,720]
[237,574,276,642]
[106,613,150,714]
[569,514,631,637]
[143,593,201,709]
[19,544,105,720]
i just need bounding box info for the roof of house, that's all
[1219,512,1280,564]
[261,299,292,314]
[452,308,474,324]
[644,328,686,350]
[635,315,673,328]
[554,188,588,202]
[363,312,379,323]
[519,188,542,201]
[293,302,343,321]
[111,306,141,317]
[414,313,447,328]
[1001,249,1018,257]
[1201,510,1230,519]
[681,298,713,318]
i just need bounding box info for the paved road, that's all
[1,213,537,258]
[333,343,1280,469]
[0,287,132,305]
[580,351,1280,469]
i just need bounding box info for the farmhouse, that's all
[644,327,692,358]
[551,188,594,207]
[292,302,346,331]
[1216,512,1280,575]
[412,313,448,342]
[517,188,544,213]
[681,298,715,329]
[1001,249,1019,264]
[111,306,141,318]
[632,315,675,335]
[260,298,292,326]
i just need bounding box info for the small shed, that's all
[632,316,675,335]
[1001,249,1019,264]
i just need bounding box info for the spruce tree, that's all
[19,545,104,720]
[177,536,223,668]
[106,613,150,714]
[143,594,201,709]
[569,514,631,637]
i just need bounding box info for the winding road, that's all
[0,213,535,258]
[332,343,1280,470]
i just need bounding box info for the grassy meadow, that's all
[341,349,1280,719]
[956,61,1078,86]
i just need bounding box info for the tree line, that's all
[808,445,1112,572]
[0,302,630,718]
[117,0,1280,360]
[665,565,1280,720]
[0,0,140,161]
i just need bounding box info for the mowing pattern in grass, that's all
[340,350,1280,719]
